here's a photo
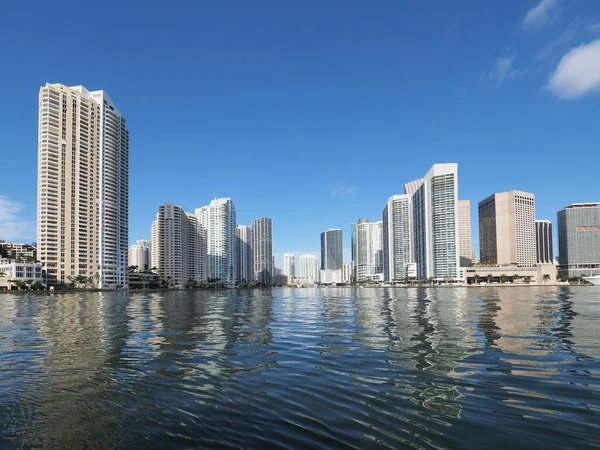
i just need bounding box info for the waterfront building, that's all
[128,244,150,271]
[196,198,236,283]
[342,263,351,284]
[321,229,343,271]
[478,190,536,267]
[0,259,44,290]
[464,264,556,285]
[283,253,296,278]
[382,195,413,281]
[458,200,474,266]
[320,269,342,285]
[136,239,152,265]
[253,217,273,285]
[355,219,384,282]
[535,220,553,265]
[404,163,460,280]
[350,222,357,282]
[151,220,159,271]
[235,225,254,283]
[0,242,37,261]
[299,254,320,284]
[37,83,129,288]
[557,203,600,277]
[153,203,206,287]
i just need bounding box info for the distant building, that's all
[321,229,343,270]
[342,263,351,284]
[253,217,273,285]
[128,244,150,271]
[355,218,384,282]
[299,254,320,284]
[479,190,536,267]
[0,242,37,261]
[235,225,254,283]
[382,195,413,281]
[557,203,600,277]
[535,220,553,265]
[136,239,152,265]
[405,163,459,280]
[350,222,357,282]
[458,200,473,267]
[0,259,44,290]
[283,253,296,278]
[320,269,342,285]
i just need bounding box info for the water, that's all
[0,287,599,449]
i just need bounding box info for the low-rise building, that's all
[0,259,44,290]
[0,242,37,261]
[464,264,557,285]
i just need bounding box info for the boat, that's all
[583,275,600,286]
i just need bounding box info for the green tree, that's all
[473,274,480,285]
[500,274,507,284]
[486,274,493,284]
[140,274,149,290]
[512,274,520,284]
[542,274,551,285]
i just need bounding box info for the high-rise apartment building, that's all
[128,244,150,271]
[404,163,459,280]
[342,263,351,284]
[235,225,254,283]
[350,222,357,282]
[153,203,206,287]
[253,217,273,285]
[557,203,600,277]
[321,229,343,271]
[196,198,236,283]
[37,83,129,287]
[478,190,536,267]
[458,200,473,266]
[535,220,553,265]
[355,219,384,281]
[382,194,413,281]
[299,254,320,283]
[283,253,296,278]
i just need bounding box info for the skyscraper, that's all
[355,219,384,281]
[478,190,536,267]
[253,217,273,285]
[299,254,320,283]
[283,253,296,278]
[128,244,150,271]
[196,198,236,283]
[535,220,553,265]
[458,200,473,266]
[235,225,254,283]
[37,83,129,287]
[382,194,413,281]
[153,203,206,287]
[557,203,600,277]
[405,163,459,280]
[321,229,343,270]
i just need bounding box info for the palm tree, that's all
[523,276,532,284]
[66,275,74,288]
[500,274,507,284]
[94,272,100,288]
[128,265,138,273]
[542,274,551,285]
[487,274,493,284]
[150,266,158,274]
[140,274,149,290]
[512,274,520,284]
[473,274,480,285]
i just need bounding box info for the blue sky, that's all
[1,1,600,266]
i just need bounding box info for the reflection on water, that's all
[1,287,599,449]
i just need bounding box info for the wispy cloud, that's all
[548,39,600,99]
[330,183,359,198]
[523,0,559,31]
[586,21,600,33]
[0,195,36,242]
[536,23,576,60]
[488,55,525,87]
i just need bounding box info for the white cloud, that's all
[488,55,525,87]
[523,0,559,30]
[586,21,600,33]
[0,196,36,242]
[330,183,359,198]
[548,39,600,99]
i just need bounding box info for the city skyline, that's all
[2,3,600,268]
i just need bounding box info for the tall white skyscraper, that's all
[37,83,128,288]
[458,200,473,266]
[235,225,254,283]
[253,217,273,285]
[283,253,296,278]
[405,163,459,280]
[479,190,536,267]
[196,198,236,283]
[299,254,320,283]
[355,219,384,281]
[382,194,413,281]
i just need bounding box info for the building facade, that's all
[128,244,150,271]
[557,203,600,277]
[458,200,473,266]
[355,219,384,281]
[252,217,273,285]
[342,263,351,284]
[299,254,320,284]
[321,229,343,271]
[535,220,553,265]
[0,242,37,261]
[404,163,460,280]
[37,83,129,288]
[283,253,296,278]
[382,194,413,281]
[235,225,254,283]
[479,190,536,267]
[196,198,236,283]
[0,259,44,290]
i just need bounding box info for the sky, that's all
[1,0,600,266]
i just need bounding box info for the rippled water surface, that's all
[1,287,599,449]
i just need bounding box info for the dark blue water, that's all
[0,287,599,449]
